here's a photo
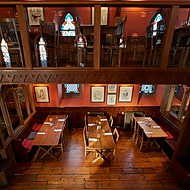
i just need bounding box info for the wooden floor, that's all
[2,128,190,190]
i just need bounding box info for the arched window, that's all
[38,37,47,67]
[60,13,76,37]
[1,38,11,67]
[152,13,163,36]
[77,36,87,48]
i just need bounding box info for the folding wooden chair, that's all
[135,124,153,151]
[131,114,138,140]
[83,127,95,157]
[112,128,119,156]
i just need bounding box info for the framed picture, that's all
[91,7,108,25]
[107,94,116,105]
[34,86,50,103]
[107,84,117,93]
[118,86,133,102]
[91,86,105,103]
[27,7,44,26]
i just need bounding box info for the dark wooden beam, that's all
[16,5,32,69]
[94,5,101,70]
[159,6,179,70]
[0,69,190,84]
[1,1,190,8]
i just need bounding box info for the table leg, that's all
[159,138,165,152]
[145,138,151,152]
[32,146,41,162]
[40,146,58,160]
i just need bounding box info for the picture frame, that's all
[34,86,50,103]
[118,86,133,102]
[91,7,108,25]
[27,7,44,26]
[91,86,105,103]
[107,84,117,93]
[107,94,116,105]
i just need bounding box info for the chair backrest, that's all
[113,128,119,143]
[109,115,114,128]
[83,127,89,147]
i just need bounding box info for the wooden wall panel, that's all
[36,106,160,127]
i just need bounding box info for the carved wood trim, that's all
[0,69,190,84]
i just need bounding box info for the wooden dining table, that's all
[135,117,168,152]
[87,116,116,163]
[32,114,67,161]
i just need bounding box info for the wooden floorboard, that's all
[2,128,190,190]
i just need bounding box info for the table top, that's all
[135,117,168,138]
[87,116,116,149]
[32,115,67,146]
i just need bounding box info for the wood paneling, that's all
[36,106,160,127]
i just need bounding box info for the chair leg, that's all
[113,149,116,156]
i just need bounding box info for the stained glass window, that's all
[139,85,155,97]
[119,38,126,48]
[77,36,87,48]
[1,38,11,67]
[64,84,80,93]
[153,13,163,36]
[60,13,76,37]
[38,37,47,67]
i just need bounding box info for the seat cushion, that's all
[33,124,43,132]
[166,131,175,140]
[160,125,167,132]
[27,131,37,140]
[22,139,33,150]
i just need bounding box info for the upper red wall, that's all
[33,84,165,107]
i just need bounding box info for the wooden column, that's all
[23,85,31,118]
[159,6,179,70]
[16,5,32,69]
[29,84,36,113]
[93,5,101,70]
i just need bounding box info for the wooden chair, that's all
[131,114,138,140]
[135,124,153,151]
[65,115,69,135]
[109,115,114,129]
[112,128,119,156]
[83,127,95,158]
[54,124,66,154]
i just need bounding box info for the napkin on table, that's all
[58,119,66,121]
[145,131,153,135]
[152,126,160,129]
[37,132,46,135]
[100,119,107,121]
[89,138,98,141]
[88,124,95,126]
[104,133,112,135]
[44,122,51,124]
[54,129,62,132]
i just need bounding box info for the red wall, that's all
[33,84,165,108]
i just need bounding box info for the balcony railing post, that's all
[94,5,101,70]
[159,6,179,70]
[16,5,32,69]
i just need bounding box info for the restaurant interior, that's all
[0,0,190,189]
